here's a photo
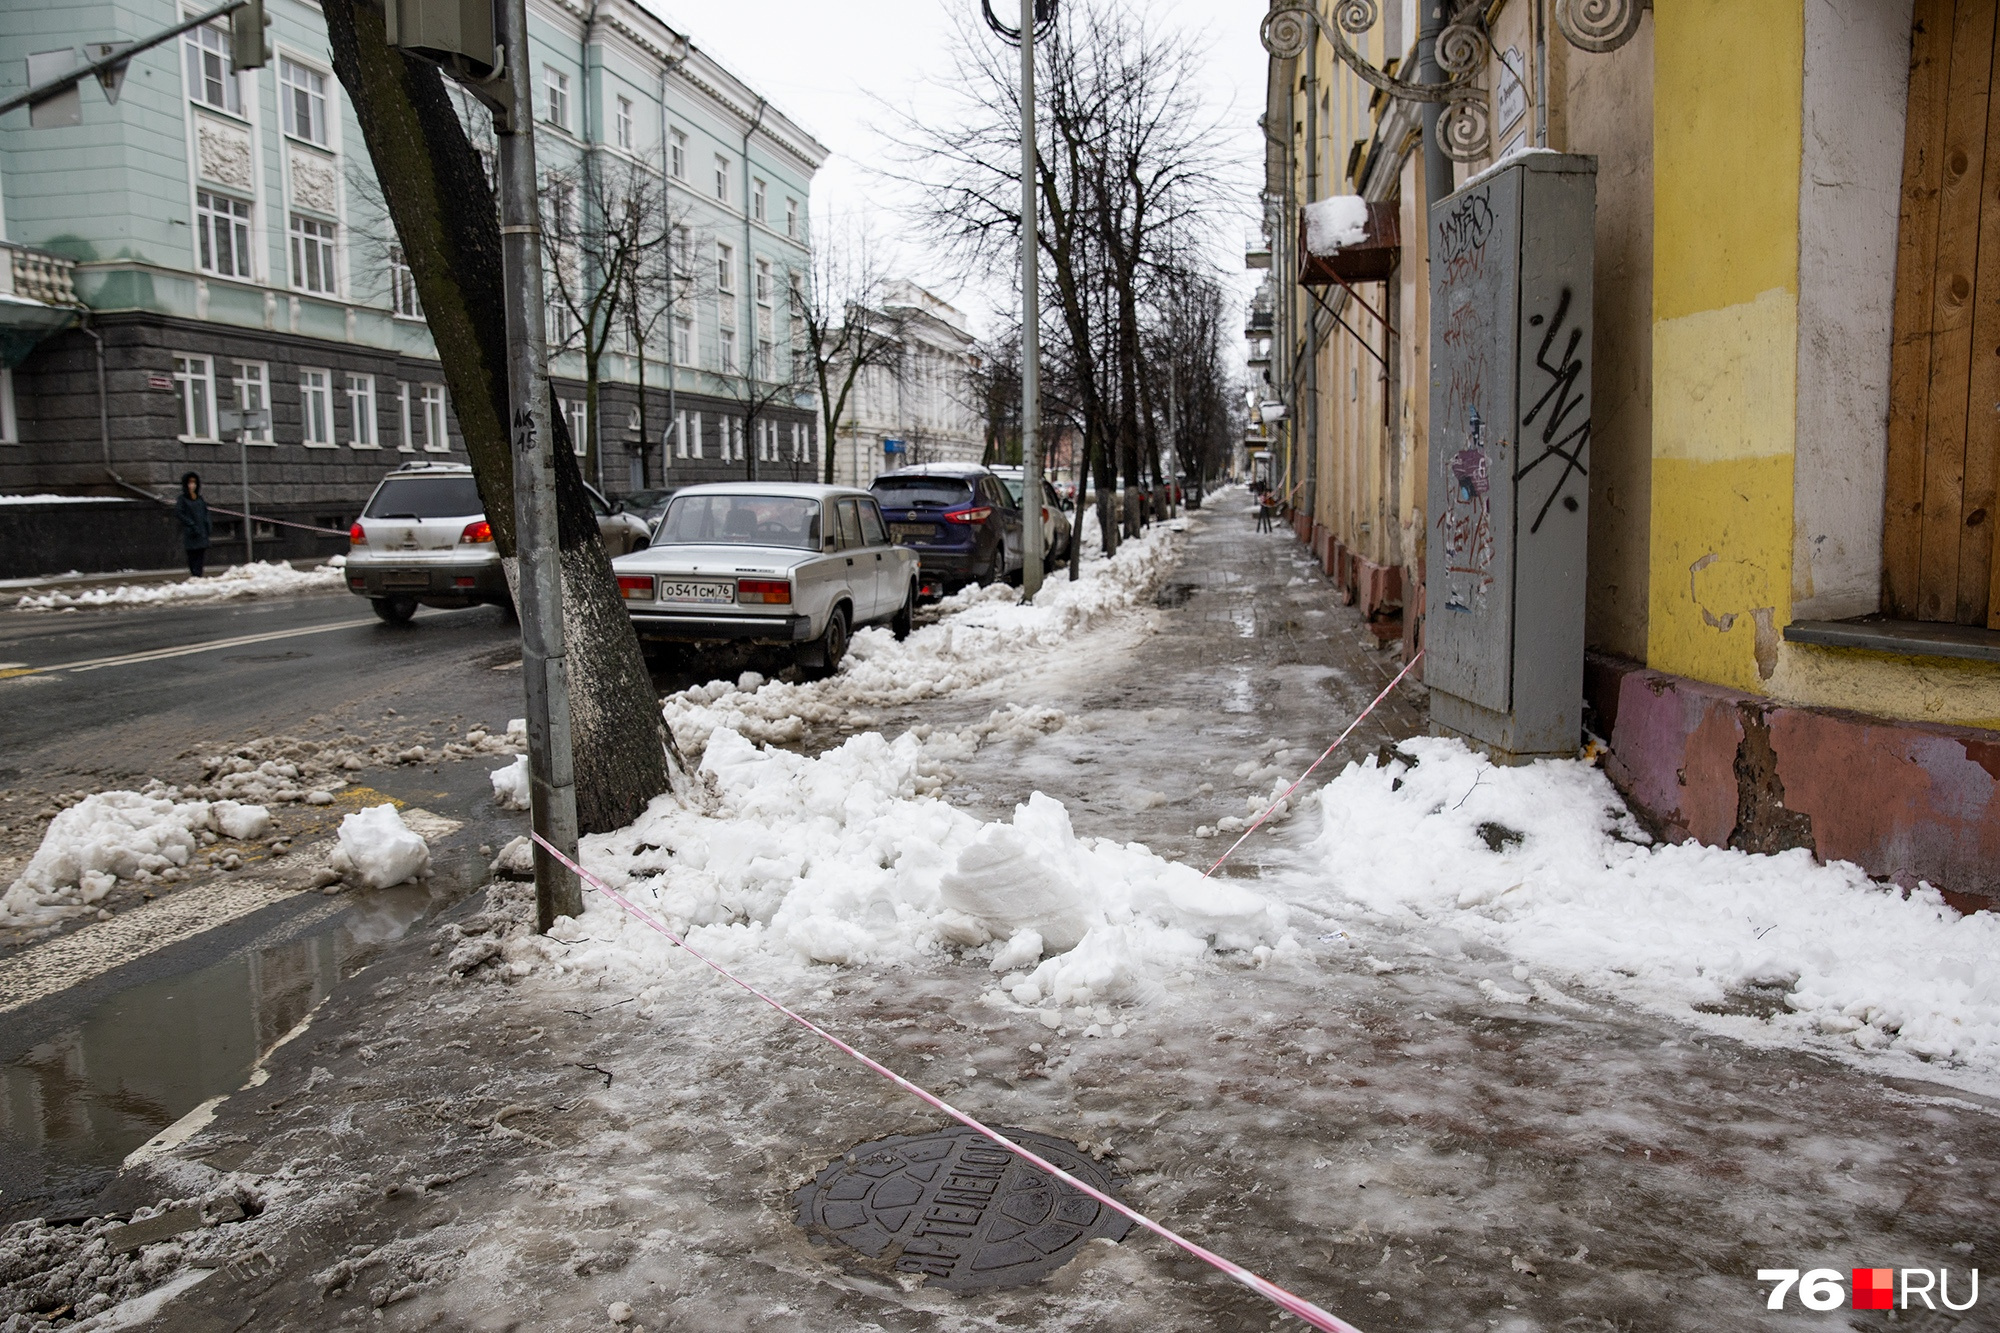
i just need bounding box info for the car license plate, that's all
[657,580,734,603]
[382,571,429,589]
[891,523,932,544]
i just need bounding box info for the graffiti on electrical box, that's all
[1515,286,1590,534]
[1436,405,1496,614]
[1435,188,1496,287]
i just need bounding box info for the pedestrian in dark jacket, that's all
[176,472,212,577]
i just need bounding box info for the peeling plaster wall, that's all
[1792,0,1911,620]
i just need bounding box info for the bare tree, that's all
[789,223,908,485]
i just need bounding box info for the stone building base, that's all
[1586,653,2000,910]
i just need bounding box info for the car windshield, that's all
[654,494,820,549]
[364,476,482,519]
[872,477,974,508]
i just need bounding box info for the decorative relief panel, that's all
[195,117,254,191]
[289,148,339,216]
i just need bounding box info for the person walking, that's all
[1255,491,1275,533]
[176,472,212,577]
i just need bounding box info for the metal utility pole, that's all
[495,0,581,925]
[1019,1,1043,597]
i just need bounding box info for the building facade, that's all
[1259,0,1998,903]
[0,0,824,573]
[828,282,982,488]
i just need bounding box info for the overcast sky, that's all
[640,0,1268,337]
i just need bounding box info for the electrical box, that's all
[1425,152,1596,762]
[385,0,499,82]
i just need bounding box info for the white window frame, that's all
[791,421,806,463]
[785,197,799,240]
[714,154,730,203]
[757,337,774,382]
[174,355,218,442]
[420,383,449,452]
[195,191,253,280]
[719,326,737,375]
[543,65,570,131]
[0,369,19,444]
[183,20,242,116]
[755,257,771,306]
[389,245,422,318]
[715,241,734,293]
[669,129,686,180]
[299,368,334,446]
[279,56,330,146]
[614,95,633,151]
[672,313,692,367]
[231,360,272,444]
[673,408,688,459]
[396,382,414,452]
[688,410,704,459]
[731,417,745,461]
[562,398,589,456]
[289,213,338,295]
[346,373,377,448]
[752,177,766,223]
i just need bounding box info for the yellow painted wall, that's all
[1648,0,1804,693]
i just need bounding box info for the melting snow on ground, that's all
[14,559,345,611]
[1306,738,2000,1081]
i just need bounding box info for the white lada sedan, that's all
[611,483,919,677]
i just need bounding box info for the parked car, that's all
[610,482,918,678]
[616,487,677,529]
[344,461,646,623]
[987,465,1076,567]
[870,463,1021,599]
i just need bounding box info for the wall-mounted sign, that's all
[147,372,174,390]
[882,438,906,454]
[1496,46,1528,136]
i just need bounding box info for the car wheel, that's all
[371,595,417,625]
[796,605,850,680]
[891,582,916,641]
[975,543,1002,587]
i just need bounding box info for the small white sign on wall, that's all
[1496,46,1528,136]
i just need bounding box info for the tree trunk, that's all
[324,0,678,834]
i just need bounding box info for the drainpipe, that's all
[741,95,767,481]
[83,317,158,504]
[1418,1,1453,212]
[659,47,688,483]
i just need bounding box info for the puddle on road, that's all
[0,882,441,1215]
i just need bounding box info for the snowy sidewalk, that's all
[99,491,1999,1332]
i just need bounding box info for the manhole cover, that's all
[795,1125,1132,1290]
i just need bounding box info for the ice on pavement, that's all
[13,559,344,611]
[0,791,270,927]
[327,803,431,890]
[489,755,531,811]
[1307,738,2000,1079]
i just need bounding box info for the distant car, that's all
[988,465,1075,567]
[611,482,918,677]
[616,487,677,529]
[870,463,1021,599]
[344,461,647,624]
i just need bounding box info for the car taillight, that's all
[736,579,791,604]
[460,520,492,544]
[1041,506,1050,524]
[617,575,654,600]
[944,506,991,524]
[349,522,365,544]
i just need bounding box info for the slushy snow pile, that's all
[1307,738,2000,1078]
[663,518,1186,757]
[327,804,431,889]
[490,755,531,810]
[1304,195,1370,254]
[1,792,271,927]
[15,559,344,610]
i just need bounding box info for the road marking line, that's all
[0,616,379,679]
[0,879,296,1014]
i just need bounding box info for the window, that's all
[614,95,633,151]
[299,369,334,445]
[688,410,704,459]
[183,22,241,115]
[195,191,252,279]
[716,242,734,293]
[719,327,737,375]
[669,129,686,180]
[543,65,570,131]
[563,399,589,456]
[174,355,217,440]
[420,383,449,451]
[389,245,422,318]
[289,214,337,294]
[752,177,766,223]
[0,369,16,444]
[785,197,799,240]
[673,409,689,459]
[755,258,772,305]
[731,417,745,461]
[672,314,692,366]
[792,421,808,463]
[231,361,271,443]
[757,338,773,381]
[346,374,377,448]
[280,58,329,145]
[714,154,730,202]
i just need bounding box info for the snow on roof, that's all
[1304,195,1370,256]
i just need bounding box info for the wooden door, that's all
[1886,0,2000,628]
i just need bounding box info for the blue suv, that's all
[870,464,1021,598]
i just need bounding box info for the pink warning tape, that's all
[1203,648,1425,879]
[530,830,1369,1333]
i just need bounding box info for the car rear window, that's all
[364,476,483,519]
[655,494,820,549]
[871,477,974,508]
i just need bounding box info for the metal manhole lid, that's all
[795,1125,1132,1290]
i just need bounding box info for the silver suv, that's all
[344,462,648,623]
